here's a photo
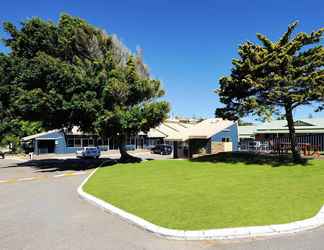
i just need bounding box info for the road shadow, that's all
[190,152,310,167]
[11,157,118,172]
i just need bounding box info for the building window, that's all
[74,139,81,147]
[82,138,89,147]
[222,137,231,142]
[88,139,94,146]
[67,139,74,147]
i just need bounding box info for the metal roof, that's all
[21,129,61,141]
[162,118,235,141]
[147,128,168,138]
[238,126,257,138]
[184,118,234,140]
[147,121,190,139]
[256,118,324,134]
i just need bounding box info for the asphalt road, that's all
[1,158,324,250]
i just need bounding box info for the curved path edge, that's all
[78,168,324,240]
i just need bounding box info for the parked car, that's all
[0,145,10,159]
[76,147,101,159]
[0,151,4,159]
[144,145,156,150]
[151,144,172,155]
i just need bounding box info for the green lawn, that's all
[83,157,324,230]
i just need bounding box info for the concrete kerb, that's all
[78,168,324,240]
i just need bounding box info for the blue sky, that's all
[1,0,323,121]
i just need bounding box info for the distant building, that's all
[238,118,324,151]
[21,127,148,155]
[148,118,238,158]
[255,119,324,139]
[21,118,239,157]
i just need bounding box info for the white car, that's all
[76,147,101,159]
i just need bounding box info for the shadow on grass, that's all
[191,152,310,167]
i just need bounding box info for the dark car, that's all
[151,144,172,155]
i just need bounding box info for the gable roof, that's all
[147,120,192,139]
[154,118,235,141]
[147,128,168,138]
[183,118,234,140]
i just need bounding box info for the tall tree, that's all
[0,119,43,152]
[1,14,169,162]
[216,22,324,162]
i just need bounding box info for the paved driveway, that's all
[1,158,324,250]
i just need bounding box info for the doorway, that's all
[37,140,55,154]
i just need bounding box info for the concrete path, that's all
[1,158,324,250]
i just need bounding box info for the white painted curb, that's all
[78,168,324,240]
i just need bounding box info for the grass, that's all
[83,156,324,230]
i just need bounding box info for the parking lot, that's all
[1,150,172,183]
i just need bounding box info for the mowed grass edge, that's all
[83,159,324,230]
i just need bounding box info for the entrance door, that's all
[173,141,178,158]
[37,140,55,154]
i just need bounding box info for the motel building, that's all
[151,118,238,158]
[238,118,324,152]
[21,118,239,158]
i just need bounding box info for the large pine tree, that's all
[216,22,324,162]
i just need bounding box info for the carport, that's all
[35,138,56,154]
[21,129,63,154]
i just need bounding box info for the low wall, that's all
[211,142,233,154]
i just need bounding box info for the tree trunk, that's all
[117,133,141,163]
[284,103,301,162]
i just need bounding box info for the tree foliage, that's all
[0,119,43,152]
[216,22,324,161]
[0,14,169,160]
